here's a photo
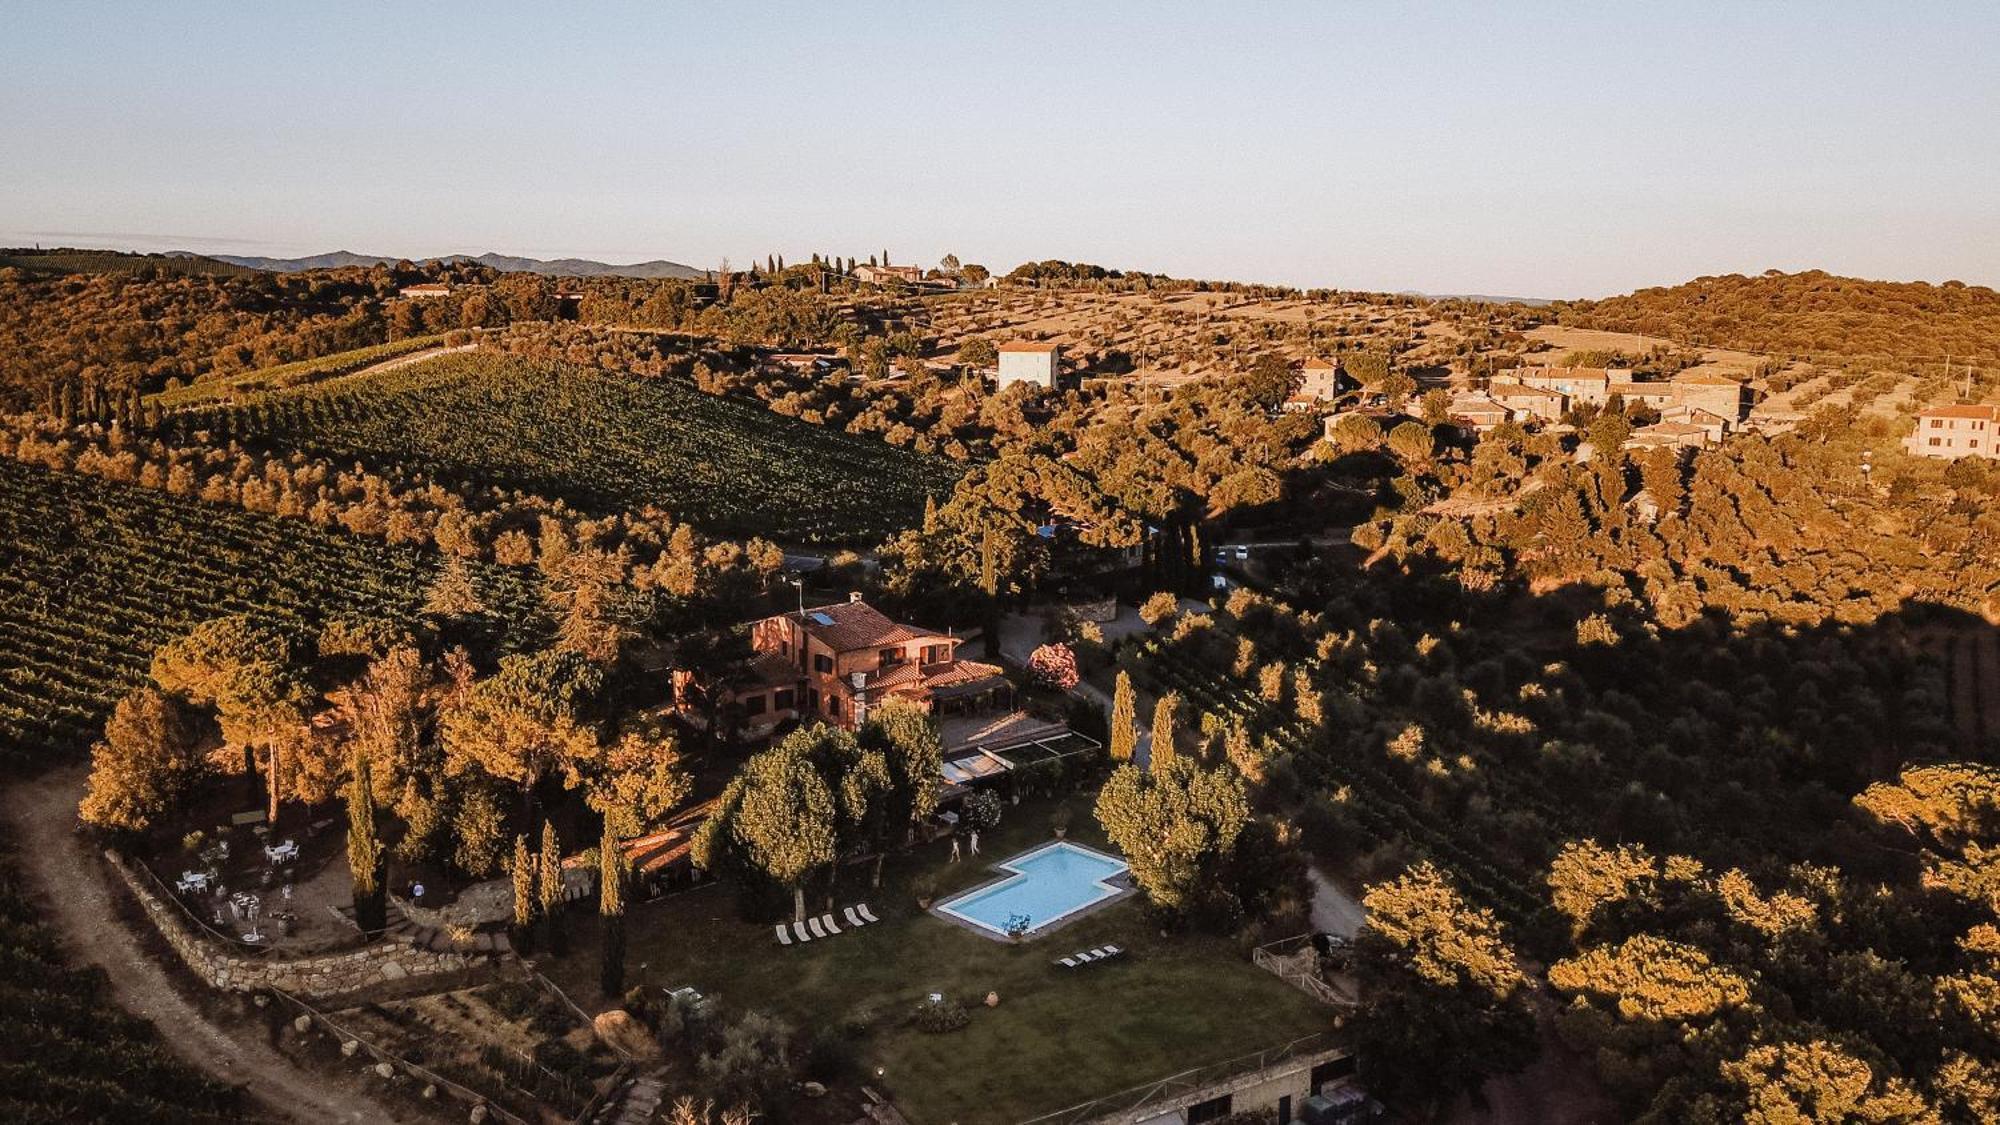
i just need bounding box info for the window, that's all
[773,688,795,711]
[923,643,949,664]
[1930,437,1943,447]
[1185,1095,1232,1125]
[880,647,905,667]
[827,697,841,719]
[1932,419,1945,428]
[742,693,767,717]
[813,653,833,674]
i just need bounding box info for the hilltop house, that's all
[852,263,924,285]
[1447,393,1514,432]
[398,282,451,299]
[1487,382,1568,422]
[997,341,1063,391]
[1905,404,2000,460]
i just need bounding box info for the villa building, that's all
[1490,365,1748,427]
[397,282,451,299]
[1447,393,1514,432]
[1486,382,1568,422]
[681,595,1013,740]
[997,341,1064,390]
[1905,404,2000,460]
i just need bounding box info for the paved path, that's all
[1307,866,1366,940]
[2,766,404,1123]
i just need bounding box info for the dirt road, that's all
[2,766,404,1123]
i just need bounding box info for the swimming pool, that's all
[934,841,1130,938]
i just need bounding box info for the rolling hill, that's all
[209,249,706,280]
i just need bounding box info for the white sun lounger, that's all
[843,906,865,928]
[856,903,880,924]
[1088,948,1108,959]
[820,913,841,934]
[775,925,791,945]
[807,917,827,939]
[1057,956,1077,968]
[792,920,812,943]
[1101,944,1123,956]
[1073,950,1095,962]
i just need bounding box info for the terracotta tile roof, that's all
[1489,383,1564,401]
[747,651,800,687]
[1517,366,1613,385]
[1302,357,1339,370]
[1639,422,1710,437]
[797,600,941,652]
[620,802,714,875]
[996,341,1062,353]
[1672,371,1743,387]
[862,658,1004,694]
[1919,404,2000,421]
[1608,381,1673,398]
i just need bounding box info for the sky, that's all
[3,2,1997,298]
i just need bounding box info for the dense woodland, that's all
[3,256,1998,1122]
[1564,270,2000,367]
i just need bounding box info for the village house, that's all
[1624,420,1717,451]
[1495,365,1747,425]
[852,263,925,285]
[1486,381,1568,422]
[1669,370,1748,420]
[1904,404,2000,460]
[996,341,1063,391]
[1447,392,1514,432]
[397,282,451,299]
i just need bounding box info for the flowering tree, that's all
[1026,643,1079,690]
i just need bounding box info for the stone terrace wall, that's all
[107,850,491,1000]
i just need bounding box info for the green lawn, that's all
[543,799,1333,1125]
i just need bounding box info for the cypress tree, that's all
[346,750,386,933]
[511,834,536,955]
[1150,692,1181,772]
[923,493,939,534]
[598,824,626,996]
[537,821,566,956]
[1109,671,1138,762]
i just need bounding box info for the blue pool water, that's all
[935,841,1129,937]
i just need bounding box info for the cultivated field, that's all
[0,457,532,770]
[169,352,962,545]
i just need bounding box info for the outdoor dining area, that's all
[171,826,306,945]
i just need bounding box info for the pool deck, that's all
[929,839,1138,942]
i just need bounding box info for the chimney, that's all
[849,591,864,604]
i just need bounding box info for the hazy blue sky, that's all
[4,2,1996,297]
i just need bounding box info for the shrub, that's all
[912,996,971,1034]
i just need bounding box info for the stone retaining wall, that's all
[107,849,490,1000]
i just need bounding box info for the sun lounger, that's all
[792,920,812,943]
[820,913,841,934]
[807,917,827,939]
[1073,950,1095,962]
[1101,944,1123,957]
[775,925,791,945]
[1088,948,1108,959]
[856,904,879,924]
[843,906,865,928]
[1057,957,1077,968]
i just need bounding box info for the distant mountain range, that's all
[194,250,707,280]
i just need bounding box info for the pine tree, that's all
[1109,671,1138,762]
[922,493,939,534]
[346,749,387,932]
[511,834,537,955]
[538,821,566,956]
[424,556,486,618]
[1150,692,1181,772]
[599,823,627,996]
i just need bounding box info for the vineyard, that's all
[0,457,534,771]
[167,352,963,544]
[152,333,451,408]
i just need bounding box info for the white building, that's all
[996,341,1063,390]
[1905,404,2000,460]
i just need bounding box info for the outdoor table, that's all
[176,871,210,894]
[263,839,299,863]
